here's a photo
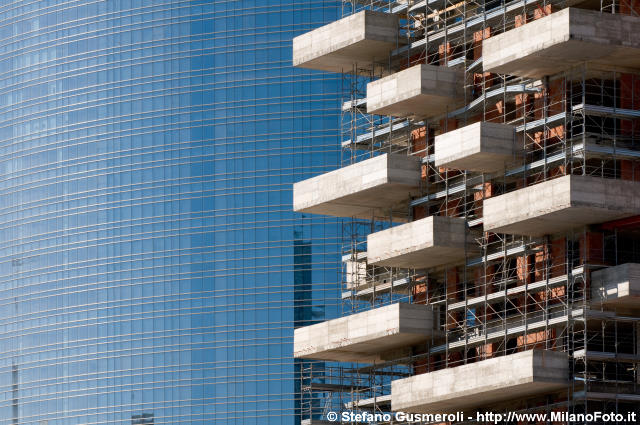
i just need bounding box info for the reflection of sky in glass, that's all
[0,2,342,424]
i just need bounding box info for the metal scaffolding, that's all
[299,0,640,422]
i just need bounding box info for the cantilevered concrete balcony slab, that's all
[293,303,439,363]
[591,263,640,309]
[367,216,476,269]
[483,8,640,79]
[483,175,640,237]
[366,64,464,119]
[391,350,568,413]
[434,122,520,172]
[292,10,399,75]
[293,153,421,221]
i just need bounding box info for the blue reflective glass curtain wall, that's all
[0,1,342,424]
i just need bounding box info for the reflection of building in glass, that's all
[293,2,640,423]
[12,363,18,425]
[294,231,314,328]
[293,230,334,424]
[131,413,154,425]
[0,2,342,424]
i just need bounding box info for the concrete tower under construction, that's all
[292,0,640,423]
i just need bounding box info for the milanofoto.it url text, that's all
[327,410,638,423]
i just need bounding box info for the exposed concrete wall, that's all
[293,153,421,221]
[366,64,464,118]
[483,175,640,236]
[293,303,439,363]
[367,216,476,269]
[344,259,368,289]
[434,122,520,172]
[391,350,568,413]
[591,263,640,309]
[483,8,640,78]
[293,10,399,75]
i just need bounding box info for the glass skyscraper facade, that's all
[0,1,342,424]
